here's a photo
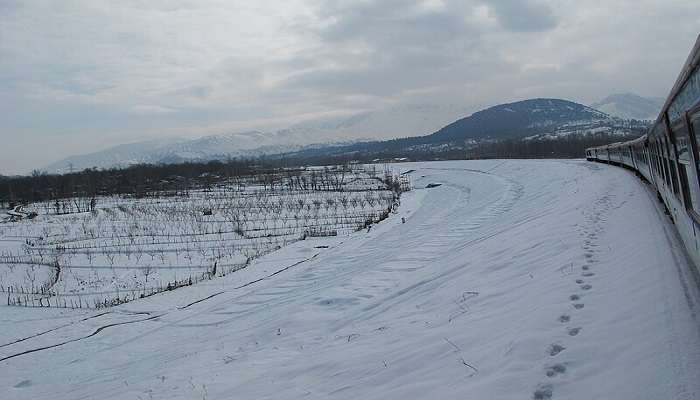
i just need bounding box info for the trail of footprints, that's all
[532,192,613,399]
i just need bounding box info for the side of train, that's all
[587,34,700,270]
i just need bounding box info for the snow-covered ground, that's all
[2,159,699,399]
[0,167,397,308]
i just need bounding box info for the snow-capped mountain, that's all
[432,98,614,142]
[590,93,664,121]
[282,104,470,142]
[43,104,470,173]
[44,131,324,174]
[282,98,651,161]
[44,98,652,173]
[43,137,188,174]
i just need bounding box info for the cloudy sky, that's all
[1,0,699,174]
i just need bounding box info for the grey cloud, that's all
[1,0,700,174]
[278,0,493,100]
[484,0,557,32]
[316,0,478,46]
[173,85,214,100]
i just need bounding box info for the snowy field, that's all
[0,166,399,308]
[1,159,700,399]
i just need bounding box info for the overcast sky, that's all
[1,0,699,174]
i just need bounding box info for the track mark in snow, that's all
[568,327,581,336]
[443,337,478,377]
[558,315,570,323]
[573,303,584,310]
[13,379,32,388]
[545,363,567,377]
[580,284,592,291]
[317,298,361,308]
[233,253,320,290]
[0,314,162,363]
[569,294,580,301]
[533,383,553,399]
[177,291,225,309]
[0,311,110,349]
[549,344,566,356]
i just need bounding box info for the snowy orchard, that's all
[0,165,407,308]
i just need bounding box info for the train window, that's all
[636,145,646,166]
[639,146,649,175]
[663,140,673,189]
[690,114,700,195]
[656,142,664,177]
[673,124,699,210]
[669,64,700,122]
[652,127,666,182]
[644,148,649,166]
[659,139,671,189]
[665,137,681,196]
[651,142,659,176]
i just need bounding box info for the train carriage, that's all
[587,34,700,270]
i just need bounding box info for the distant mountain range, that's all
[44,104,469,173]
[431,98,611,141]
[279,98,648,160]
[590,93,663,121]
[44,97,652,173]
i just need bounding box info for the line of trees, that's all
[0,159,256,207]
[465,132,644,159]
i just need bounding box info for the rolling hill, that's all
[43,98,647,173]
[590,93,663,121]
[43,104,468,174]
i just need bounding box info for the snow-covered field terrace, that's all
[1,159,699,399]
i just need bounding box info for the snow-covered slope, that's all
[432,98,613,142]
[2,160,699,399]
[283,104,469,142]
[42,131,322,174]
[42,137,187,173]
[590,93,664,121]
[43,104,469,174]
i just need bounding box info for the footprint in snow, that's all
[13,380,32,388]
[549,344,566,356]
[582,272,595,277]
[533,384,553,399]
[568,327,581,336]
[558,315,570,323]
[573,303,584,309]
[581,284,592,291]
[576,279,584,284]
[545,363,567,377]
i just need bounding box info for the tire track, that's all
[0,314,162,363]
[0,312,110,349]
